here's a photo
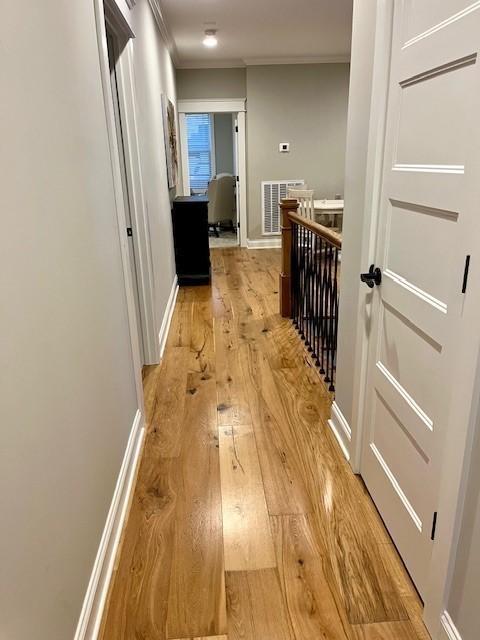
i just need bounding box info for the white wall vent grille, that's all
[262,180,305,235]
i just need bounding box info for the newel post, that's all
[279,198,299,317]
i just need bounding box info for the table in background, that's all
[314,199,344,229]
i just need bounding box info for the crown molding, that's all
[243,54,350,65]
[176,59,246,69]
[148,0,180,66]
[175,54,350,70]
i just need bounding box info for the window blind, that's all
[186,113,213,192]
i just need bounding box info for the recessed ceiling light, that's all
[203,30,218,48]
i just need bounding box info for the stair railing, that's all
[279,198,342,391]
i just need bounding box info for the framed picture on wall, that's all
[161,94,178,189]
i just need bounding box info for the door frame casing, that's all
[95,0,158,366]
[177,98,248,247]
[351,1,480,637]
[94,0,144,409]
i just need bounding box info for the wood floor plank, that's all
[189,300,216,375]
[166,372,227,639]
[101,247,425,639]
[148,346,190,458]
[99,458,177,640]
[219,424,276,571]
[226,569,295,640]
[238,342,312,515]
[350,620,421,639]
[167,302,193,348]
[170,636,228,640]
[214,310,252,427]
[271,514,351,640]
[267,365,407,624]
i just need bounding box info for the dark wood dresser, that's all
[171,196,211,285]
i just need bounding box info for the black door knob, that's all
[360,264,382,288]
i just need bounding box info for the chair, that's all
[207,174,236,236]
[287,188,315,220]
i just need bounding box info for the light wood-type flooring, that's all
[100,247,430,640]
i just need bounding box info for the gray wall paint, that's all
[246,64,349,239]
[334,0,378,434]
[176,64,349,240]
[176,67,246,99]
[0,2,176,638]
[214,113,234,175]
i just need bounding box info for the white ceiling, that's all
[159,0,353,68]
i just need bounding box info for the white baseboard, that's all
[328,401,352,462]
[74,410,145,640]
[246,237,281,249]
[440,611,462,640]
[158,275,179,360]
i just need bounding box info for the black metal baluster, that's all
[291,223,297,326]
[299,225,305,340]
[320,238,327,375]
[306,229,312,351]
[324,243,333,384]
[330,245,339,391]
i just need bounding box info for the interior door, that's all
[106,28,145,361]
[361,0,480,597]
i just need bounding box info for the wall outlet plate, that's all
[279,142,290,152]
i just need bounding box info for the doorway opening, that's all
[178,99,247,247]
[104,22,147,364]
[184,112,239,248]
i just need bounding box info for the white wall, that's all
[130,0,178,346]
[332,0,379,454]
[0,1,177,638]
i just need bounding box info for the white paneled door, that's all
[361,0,480,597]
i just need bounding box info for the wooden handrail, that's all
[286,211,342,249]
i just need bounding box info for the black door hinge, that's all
[236,175,239,182]
[431,511,438,541]
[235,125,238,133]
[126,227,133,237]
[462,255,470,293]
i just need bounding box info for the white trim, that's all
[328,401,352,461]
[236,112,248,247]
[115,40,158,365]
[244,55,351,65]
[178,98,246,114]
[147,0,180,65]
[105,0,135,36]
[95,0,144,407]
[179,113,191,196]
[348,0,394,475]
[246,237,281,249]
[158,276,179,360]
[74,410,145,640]
[209,113,216,178]
[175,55,351,69]
[440,611,463,640]
[177,60,247,69]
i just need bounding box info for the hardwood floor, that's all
[100,247,430,640]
